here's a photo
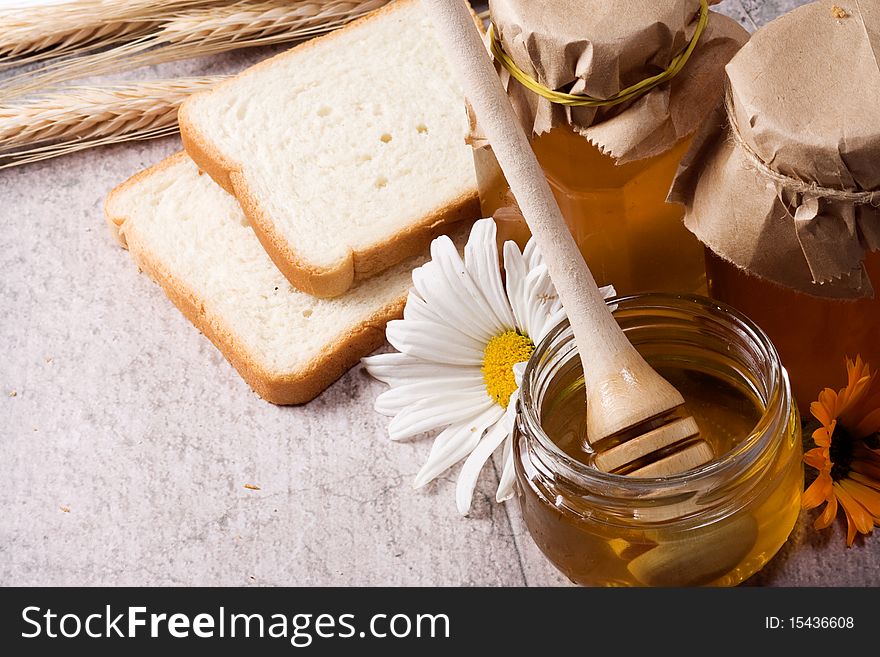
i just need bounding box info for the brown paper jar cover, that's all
[489,0,748,163]
[670,0,880,299]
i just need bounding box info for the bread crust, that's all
[105,152,406,406]
[178,0,481,299]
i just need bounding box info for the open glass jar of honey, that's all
[515,295,802,586]
[474,0,747,295]
[670,1,880,412]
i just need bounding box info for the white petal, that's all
[535,307,567,344]
[456,390,520,514]
[512,361,526,387]
[411,261,474,326]
[413,405,503,488]
[403,292,448,325]
[430,235,506,340]
[503,241,531,335]
[411,260,493,344]
[375,379,486,416]
[600,284,617,300]
[362,352,474,386]
[521,263,560,340]
[495,392,521,503]
[495,442,517,503]
[386,320,485,365]
[388,393,495,441]
[523,235,542,270]
[403,288,499,349]
[464,220,516,329]
[600,284,619,312]
[424,400,500,461]
[454,418,509,515]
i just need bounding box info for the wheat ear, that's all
[0,0,389,100]
[0,1,224,69]
[0,77,221,169]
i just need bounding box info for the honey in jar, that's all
[669,1,880,411]
[515,295,802,587]
[707,251,880,411]
[476,0,748,295]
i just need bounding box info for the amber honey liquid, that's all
[478,125,705,295]
[547,367,763,470]
[707,249,880,413]
[517,354,803,587]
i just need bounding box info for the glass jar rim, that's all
[518,293,792,495]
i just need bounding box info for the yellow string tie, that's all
[488,0,710,108]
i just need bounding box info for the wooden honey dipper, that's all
[421,0,714,477]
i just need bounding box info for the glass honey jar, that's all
[706,252,880,412]
[476,0,748,295]
[669,1,880,412]
[514,294,802,587]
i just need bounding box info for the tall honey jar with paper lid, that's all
[473,0,747,295]
[670,0,880,411]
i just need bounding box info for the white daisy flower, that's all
[362,218,616,515]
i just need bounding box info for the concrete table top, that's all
[3,0,878,587]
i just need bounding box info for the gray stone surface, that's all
[2,0,877,587]
[737,0,814,27]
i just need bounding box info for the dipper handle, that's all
[420,0,686,442]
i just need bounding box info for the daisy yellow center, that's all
[482,330,534,408]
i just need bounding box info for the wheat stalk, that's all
[0,1,225,69]
[0,77,221,168]
[0,0,389,100]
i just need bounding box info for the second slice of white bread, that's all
[179,0,480,299]
[106,152,458,405]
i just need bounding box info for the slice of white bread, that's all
[106,152,452,405]
[179,0,480,299]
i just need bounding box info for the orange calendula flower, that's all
[802,356,880,546]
